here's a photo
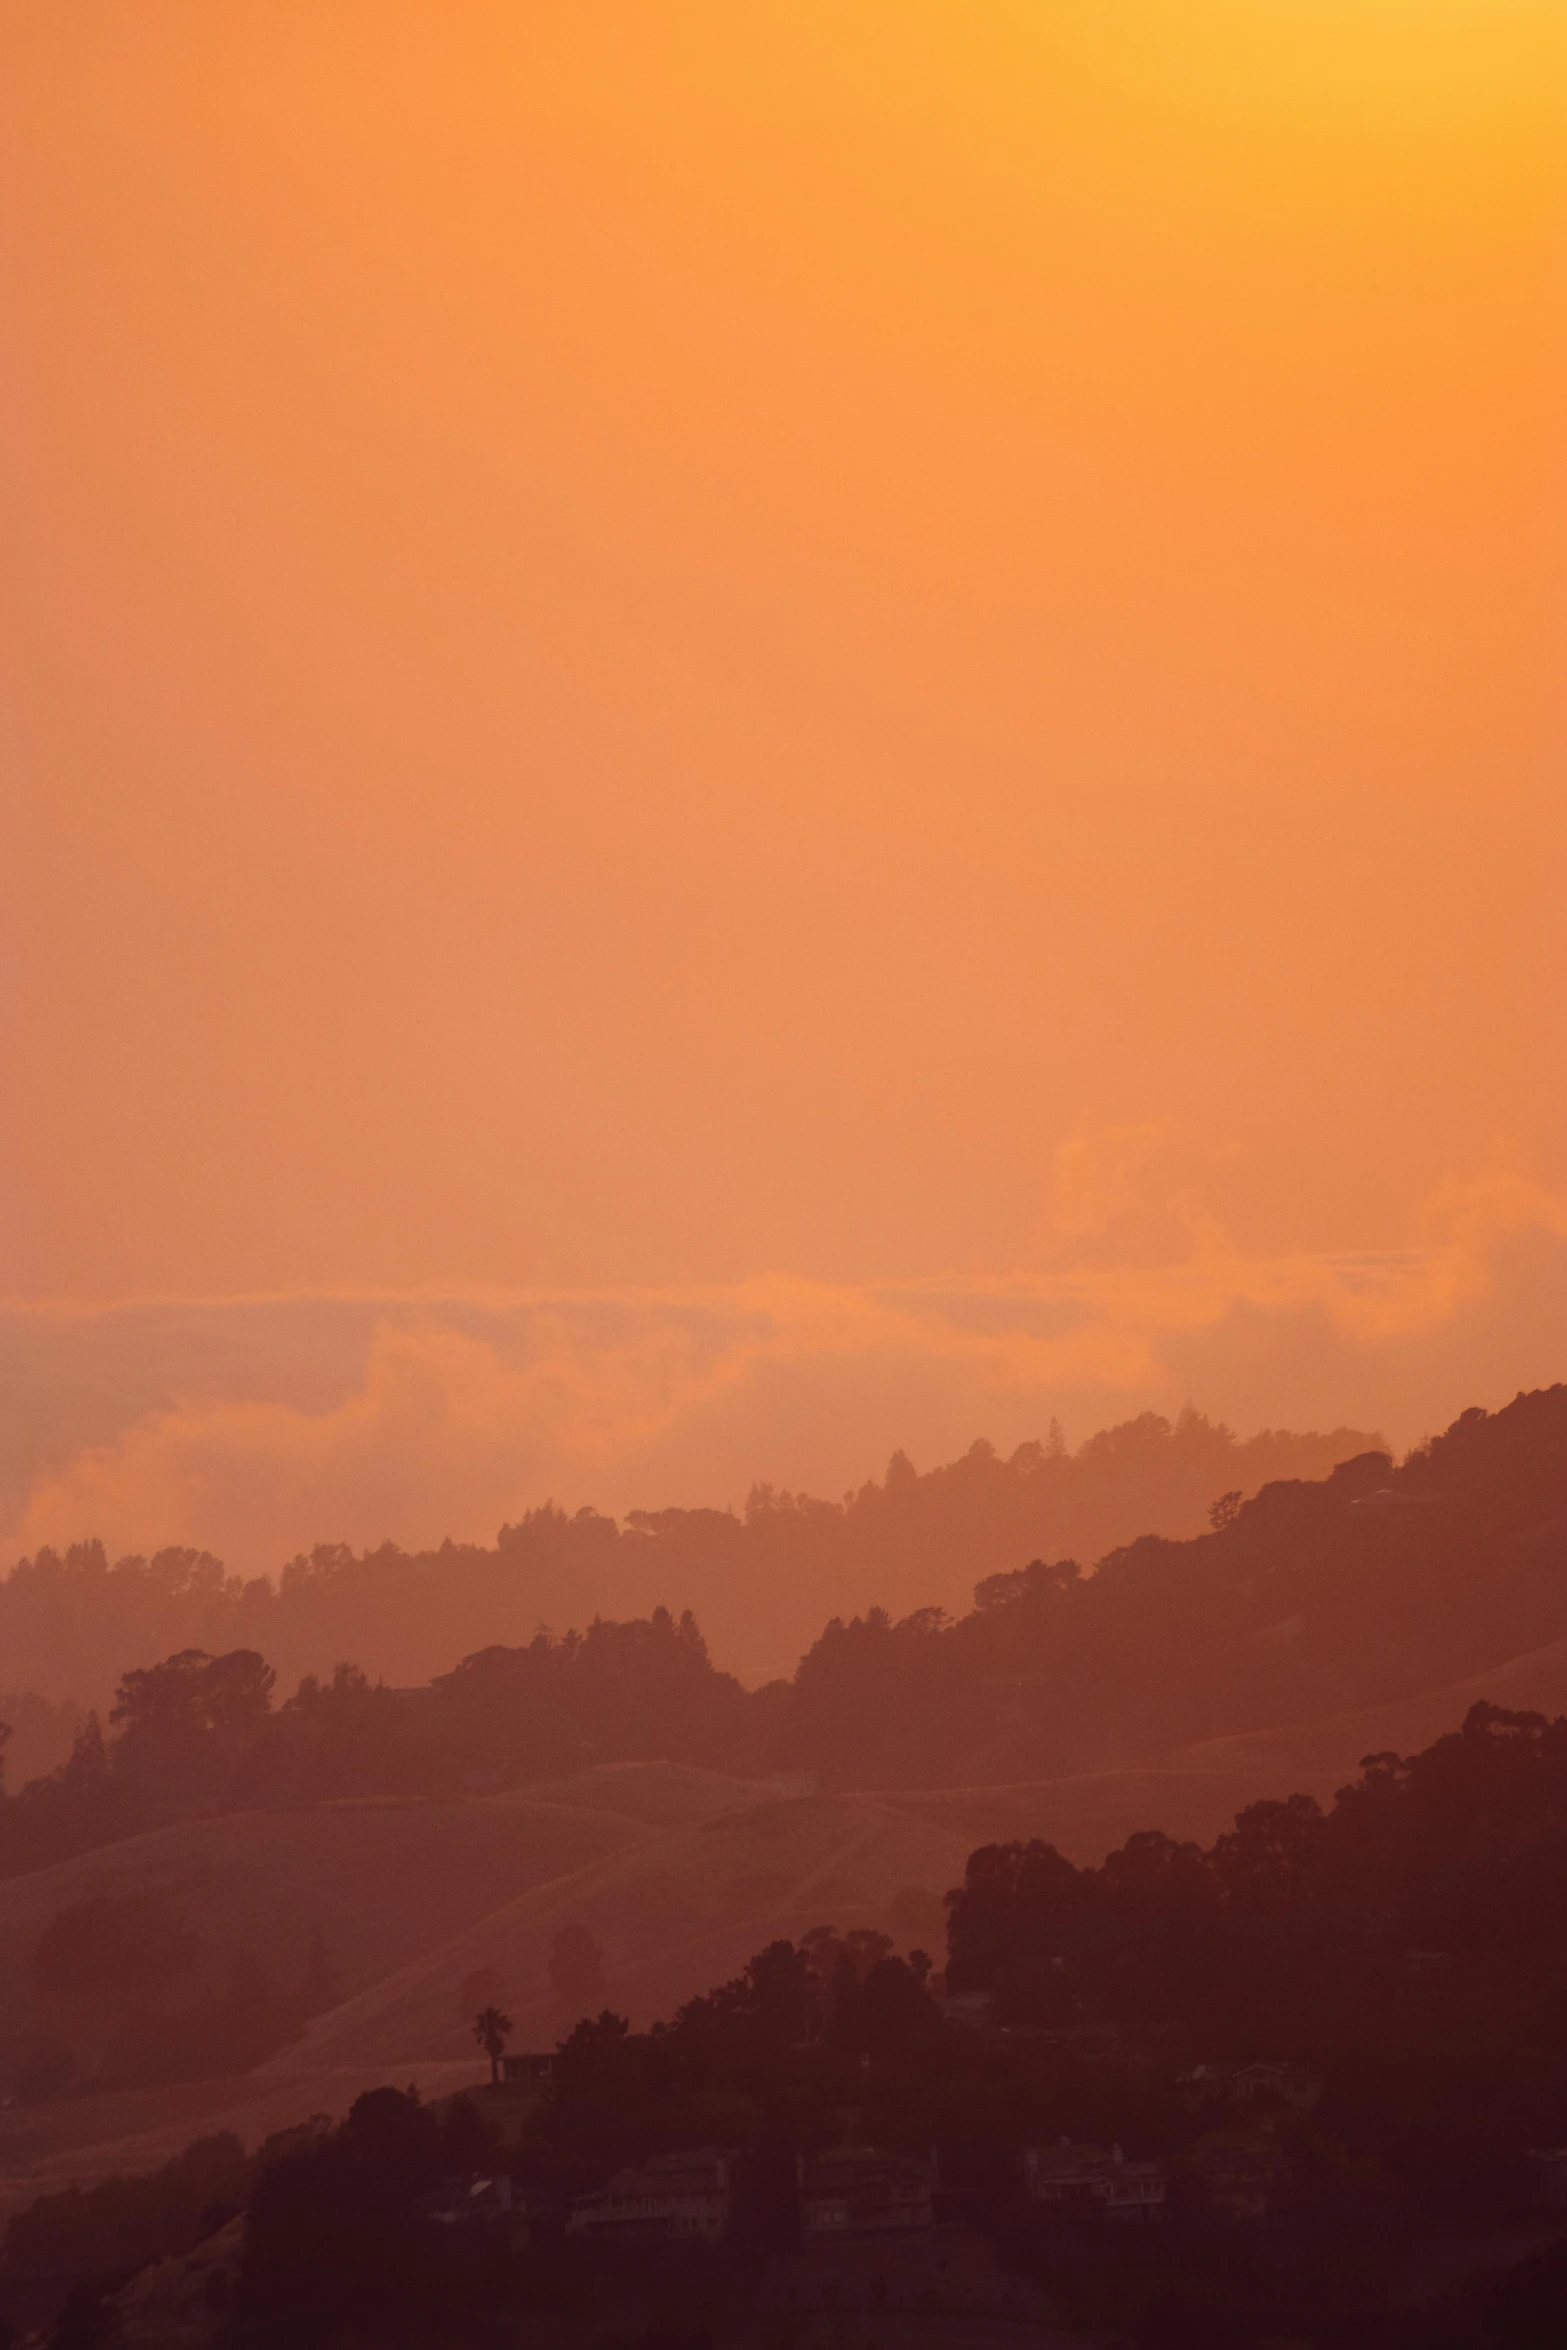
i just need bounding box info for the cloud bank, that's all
[4,1170,1564,1579]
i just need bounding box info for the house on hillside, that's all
[1024,2140,1166,2223]
[798,2147,935,2238]
[500,2051,553,2084]
[567,2149,735,2243]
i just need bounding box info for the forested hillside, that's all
[0,1409,1374,1711]
[2,1390,1562,1882]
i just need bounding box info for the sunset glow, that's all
[9,21,1567,2316]
[3,1,1562,1563]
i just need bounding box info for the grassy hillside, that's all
[1174,1627,1567,1788]
[0,1785,649,2038]
[268,1784,983,2072]
[0,1756,1282,2218]
[6,1635,1567,2222]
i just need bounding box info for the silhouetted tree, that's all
[238,2088,442,2330]
[472,2003,512,2084]
[439,2093,498,2174]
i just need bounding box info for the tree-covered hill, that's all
[1,1389,1562,1881]
[0,1408,1375,1710]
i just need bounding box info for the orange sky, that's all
[1,3,1564,1567]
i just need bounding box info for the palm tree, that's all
[472,2003,513,2086]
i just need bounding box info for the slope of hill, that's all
[0,1785,647,2045]
[7,1630,1567,2222]
[1175,1627,1567,1790]
[0,1754,1316,2218]
[0,2060,494,2234]
[263,1783,984,2074]
[271,1621,1567,2083]
[765,1387,1567,1785]
[0,1764,760,2222]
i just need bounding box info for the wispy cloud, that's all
[5,1164,1564,1575]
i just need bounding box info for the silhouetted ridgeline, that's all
[0,1408,1374,1712]
[1,1390,1563,1882]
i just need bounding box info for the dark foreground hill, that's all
[15,1699,1567,2350]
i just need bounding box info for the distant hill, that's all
[762,1384,1567,1784]
[4,1389,1565,1878]
[1174,1626,1567,1790]
[0,1408,1377,1705]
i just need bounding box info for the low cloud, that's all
[5,1169,1565,1577]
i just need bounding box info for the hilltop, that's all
[2,1388,1563,1865]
